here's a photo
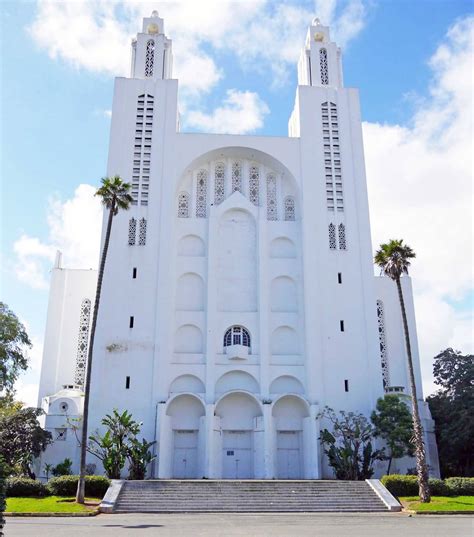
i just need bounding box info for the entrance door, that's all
[276,430,302,479]
[173,430,198,478]
[222,430,252,478]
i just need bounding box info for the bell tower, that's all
[297,18,343,88]
[130,10,173,80]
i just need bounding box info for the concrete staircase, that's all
[113,480,391,513]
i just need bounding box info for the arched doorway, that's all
[166,394,205,478]
[215,392,263,479]
[272,395,309,479]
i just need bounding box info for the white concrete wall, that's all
[37,16,438,480]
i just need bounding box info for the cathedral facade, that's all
[37,13,439,479]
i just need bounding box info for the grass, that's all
[400,496,474,512]
[6,496,101,513]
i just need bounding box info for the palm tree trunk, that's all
[76,202,115,503]
[395,277,431,502]
[387,456,392,475]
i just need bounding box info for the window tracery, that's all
[214,162,225,205]
[224,326,251,348]
[266,173,277,221]
[128,218,137,245]
[320,48,329,85]
[196,169,208,218]
[338,223,346,250]
[231,161,242,193]
[145,40,155,77]
[74,299,91,385]
[328,223,336,249]
[178,192,190,218]
[376,300,390,388]
[138,218,147,245]
[284,196,295,221]
[249,165,260,205]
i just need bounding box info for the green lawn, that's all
[6,496,101,513]
[400,496,474,512]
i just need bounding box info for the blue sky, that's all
[1,0,473,405]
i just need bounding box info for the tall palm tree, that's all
[76,176,133,503]
[374,239,431,503]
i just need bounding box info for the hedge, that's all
[6,478,49,497]
[46,475,110,498]
[381,475,474,497]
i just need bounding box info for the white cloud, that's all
[363,16,474,395]
[13,184,102,289]
[186,89,269,134]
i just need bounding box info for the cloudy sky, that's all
[1,0,472,407]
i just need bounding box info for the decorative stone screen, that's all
[74,299,91,385]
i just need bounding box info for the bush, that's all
[381,474,418,496]
[445,477,474,496]
[52,458,73,477]
[381,475,474,497]
[428,478,449,496]
[6,477,49,497]
[46,475,110,498]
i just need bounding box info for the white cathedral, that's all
[37,13,440,480]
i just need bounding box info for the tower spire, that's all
[297,18,343,88]
[130,11,173,80]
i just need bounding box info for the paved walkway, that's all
[6,512,473,537]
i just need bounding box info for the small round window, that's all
[59,402,69,413]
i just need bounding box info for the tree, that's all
[0,302,31,394]
[0,407,52,477]
[127,437,156,480]
[52,458,73,477]
[427,348,474,477]
[76,176,133,503]
[87,409,141,479]
[371,395,414,474]
[318,407,385,480]
[44,463,53,481]
[374,239,431,502]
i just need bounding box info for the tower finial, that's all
[151,10,159,17]
[312,17,321,26]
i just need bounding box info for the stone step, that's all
[111,479,392,513]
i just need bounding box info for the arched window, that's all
[145,39,155,77]
[338,223,346,250]
[266,173,277,221]
[138,218,147,245]
[74,299,91,386]
[224,326,251,348]
[214,162,225,205]
[284,196,295,221]
[376,300,389,389]
[196,169,208,218]
[249,165,259,205]
[128,218,137,245]
[328,223,336,249]
[178,192,190,218]
[319,48,328,85]
[231,161,242,193]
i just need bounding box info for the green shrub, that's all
[5,477,49,497]
[381,474,418,496]
[381,475,474,497]
[52,458,73,477]
[444,477,474,496]
[428,478,449,496]
[46,475,110,498]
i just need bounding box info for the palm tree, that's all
[374,239,431,502]
[76,176,133,503]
